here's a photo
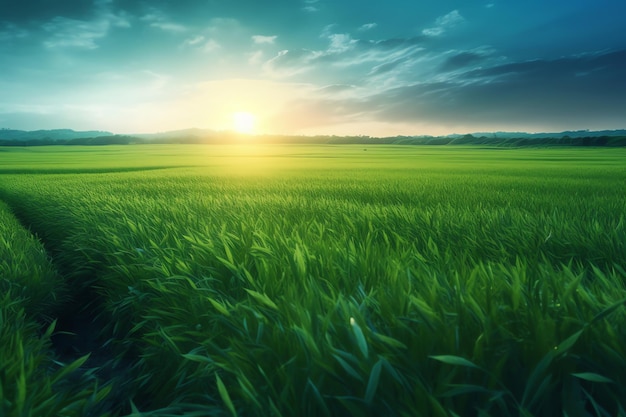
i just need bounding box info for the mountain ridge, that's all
[0,129,113,141]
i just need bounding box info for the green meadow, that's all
[1,144,625,416]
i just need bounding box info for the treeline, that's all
[391,134,626,147]
[1,134,625,147]
[0,135,138,146]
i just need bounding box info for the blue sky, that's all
[1,0,625,136]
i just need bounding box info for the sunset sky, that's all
[1,0,625,136]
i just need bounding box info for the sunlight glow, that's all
[232,111,256,134]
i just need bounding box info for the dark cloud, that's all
[287,49,626,131]
[374,49,626,128]
[267,27,624,120]
[464,50,626,84]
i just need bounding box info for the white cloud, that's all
[314,84,360,99]
[320,24,338,38]
[202,39,221,52]
[40,0,131,50]
[328,34,357,53]
[302,0,320,12]
[180,18,244,54]
[154,22,187,33]
[263,49,323,77]
[182,35,220,52]
[422,27,443,37]
[422,10,465,37]
[42,17,109,49]
[141,10,187,33]
[252,35,277,45]
[248,50,264,65]
[438,10,464,26]
[263,30,426,84]
[141,70,171,91]
[94,0,131,28]
[53,3,131,49]
[183,35,205,46]
[110,14,131,28]
[358,23,378,32]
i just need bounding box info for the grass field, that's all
[1,144,625,416]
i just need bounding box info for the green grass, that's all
[0,201,111,416]
[0,144,625,416]
[0,200,65,317]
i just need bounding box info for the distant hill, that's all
[134,128,626,143]
[131,128,220,143]
[0,129,114,141]
[133,128,217,139]
[454,129,626,139]
[0,128,624,147]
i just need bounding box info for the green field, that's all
[1,145,625,416]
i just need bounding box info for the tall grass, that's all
[0,200,64,317]
[0,201,111,416]
[0,145,625,416]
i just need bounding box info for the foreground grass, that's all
[0,145,625,416]
[0,201,110,416]
[0,200,64,316]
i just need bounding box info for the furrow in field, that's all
[0,199,114,416]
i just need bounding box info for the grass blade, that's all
[429,355,480,369]
[350,317,368,358]
[365,359,383,405]
[216,373,237,417]
[572,372,613,383]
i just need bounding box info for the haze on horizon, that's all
[1,0,625,137]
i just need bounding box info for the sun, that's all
[232,111,256,134]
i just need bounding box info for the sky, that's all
[1,0,625,136]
